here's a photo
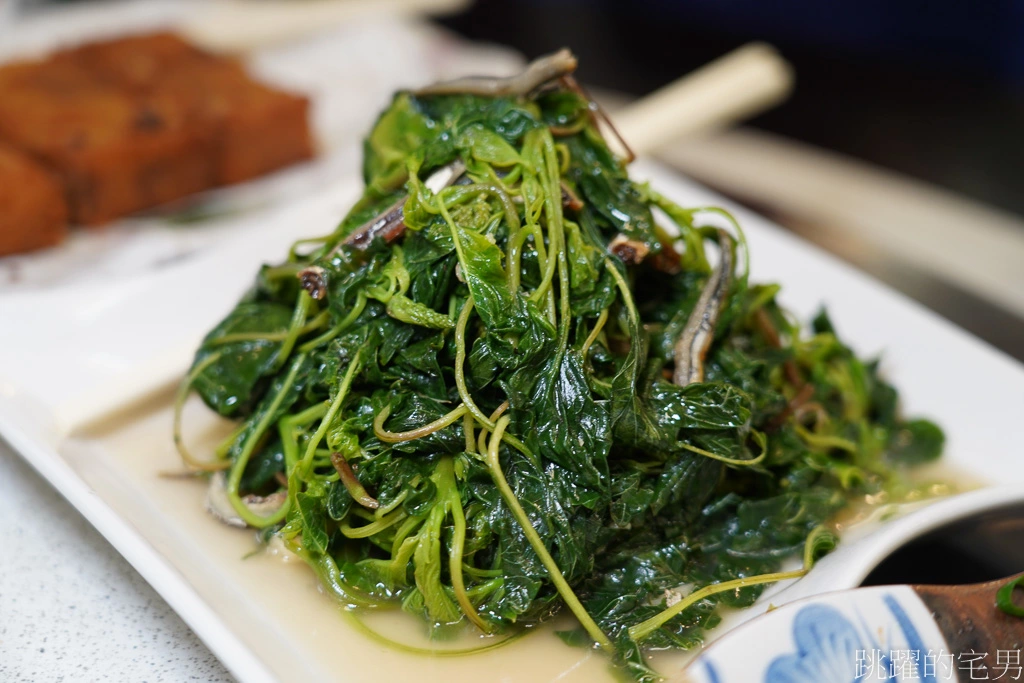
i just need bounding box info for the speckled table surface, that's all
[0,443,234,682]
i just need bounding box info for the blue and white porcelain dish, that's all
[679,486,1024,683]
[685,586,952,683]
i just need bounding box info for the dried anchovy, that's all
[342,198,407,252]
[205,471,286,528]
[298,265,327,300]
[343,160,466,252]
[415,49,577,97]
[310,161,467,286]
[673,229,734,385]
[608,234,650,265]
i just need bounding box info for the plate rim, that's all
[3,157,1023,682]
[0,402,276,683]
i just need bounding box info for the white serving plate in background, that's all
[1,161,1023,683]
[0,0,521,292]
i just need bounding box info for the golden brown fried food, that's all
[52,31,206,91]
[54,32,314,185]
[0,57,215,225]
[0,143,68,256]
[0,31,314,243]
[149,57,314,184]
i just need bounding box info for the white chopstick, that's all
[181,0,471,52]
[657,128,1024,320]
[615,42,793,157]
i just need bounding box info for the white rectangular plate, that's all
[2,160,1023,683]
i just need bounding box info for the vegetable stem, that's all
[298,347,363,477]
[275,291,312,370]
[374,403,469,443]
[226,354,308,526]
[485,416,613,652]
[454,298,496,429]
[340,508,407,539]
[454,297,537,466]
[628,569,808,643]
[678,429,767,467]
[298,292,367,353]
[440,456,491,633]
[173,351,230,471]
[580,308,609,359]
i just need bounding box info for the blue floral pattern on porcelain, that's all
[765,603,873,682]
[691,586,947,683]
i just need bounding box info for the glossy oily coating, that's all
[177,54,945,682]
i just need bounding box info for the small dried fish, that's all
[297,265,327,300]
[415,49,577,98]
[310,160,468,288]
[673,229,734,386]
[205,471,286,528]
[341,197,406,252]
[608,234,650,265]
[342,160,466,252]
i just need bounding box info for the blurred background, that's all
[446,0,1023,214]
[2,0,1022,358]
[440,0,1024,357]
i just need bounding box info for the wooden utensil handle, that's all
[914,573,1024,660]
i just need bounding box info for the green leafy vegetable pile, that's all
[175,51,944,680]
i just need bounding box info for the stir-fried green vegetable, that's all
[175,51,944,680]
